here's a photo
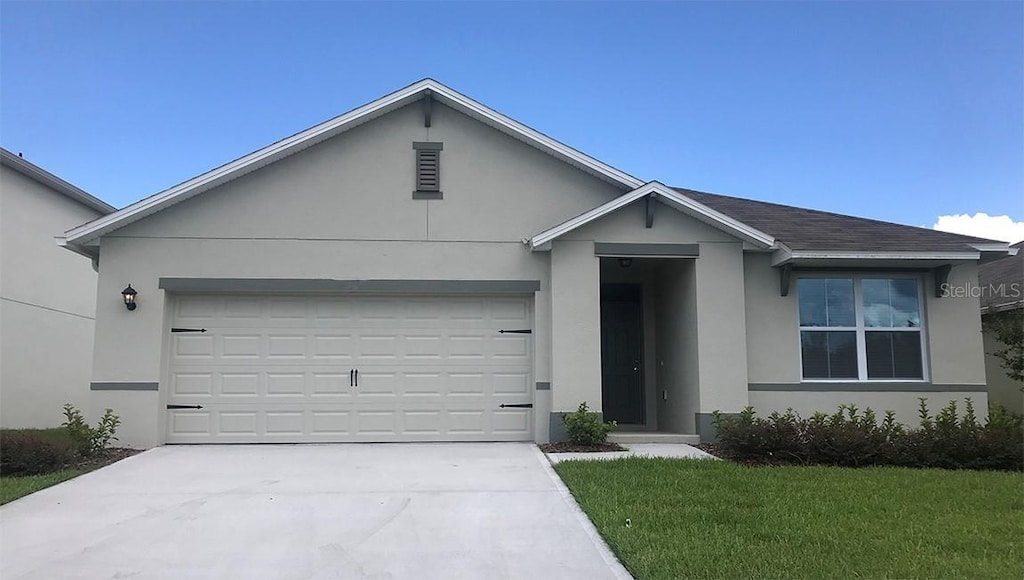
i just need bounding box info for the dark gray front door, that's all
[600,284,644,424]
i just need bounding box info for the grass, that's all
[1,428,77,505]
[0,469,83,505]
[554,457,1024,579]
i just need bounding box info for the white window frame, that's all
[797,273,930,383]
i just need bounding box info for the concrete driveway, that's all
[0,443,630,579]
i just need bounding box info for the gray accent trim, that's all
[548,411,606,443]
[412,141,444,151]
[159,278,541,294]
[91,382,159,391]
[535,381,551,391]
[749,383,988,393]
[1,148,116,214]
[412,190,443,200]
[696,412,731,443]
[934,264,952,298]
[594,243,700,257]
[779,264,792,296]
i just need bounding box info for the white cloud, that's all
[932,213,1024,243]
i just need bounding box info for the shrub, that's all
[713,399,1023,471]
[61,404,121,457]
[562,402,617,445]
[0,430,76,476]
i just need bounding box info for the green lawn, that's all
[0,469,83,505]
[554,457,1024,579]
[1,428,78,505]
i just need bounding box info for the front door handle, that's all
[350,369,354,387]
[354,369,359,387]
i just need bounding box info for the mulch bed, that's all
[539,442,627,453]
[73,447,143,472]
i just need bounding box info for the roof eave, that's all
[1,148,116,215]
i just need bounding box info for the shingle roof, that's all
[978,241,1024,312]
[673,187,999,253]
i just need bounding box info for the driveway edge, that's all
[530,445,634,580]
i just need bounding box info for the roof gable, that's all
[529,182,776,250]
[63,79,643,250]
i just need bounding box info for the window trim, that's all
[796,273,930,383]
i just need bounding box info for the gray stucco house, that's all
[978,241,1023,412]
[58,80,1016,448]
[1,148,115,427]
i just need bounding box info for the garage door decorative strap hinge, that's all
[171,328,207,333]
[499,403,533,408]
[167,404,204,410]
[498,329,532,334]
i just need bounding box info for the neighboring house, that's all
[1,148,116,428]
[58,80,1016,448]
[978,240,1023,412]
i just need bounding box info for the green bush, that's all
[713,399,1023,471]
[562,402,617,445]
[61,404,121,457]
[0,430,77,475]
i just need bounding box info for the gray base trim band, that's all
[749,383,987,393]
[696,412,735,443]
[91,382,159,391]
[594,242,700,257]
[160,278,541,294]
[412,191,443,200]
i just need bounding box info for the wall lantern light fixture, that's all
[121,284,138,311]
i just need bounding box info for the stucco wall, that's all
[654,259,699,433]
[91,102,627,447]
[750,390,988,427]
[743,256,991,423]
[549,240,602,414]
[693,242,749,415]
[1,165,104,427]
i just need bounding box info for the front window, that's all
[798,276,925,381]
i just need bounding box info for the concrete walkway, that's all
[545,443,718,464]
[0,444,631,580]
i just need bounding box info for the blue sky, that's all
[2,1,1021,240]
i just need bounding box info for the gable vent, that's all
[413,142,443,199]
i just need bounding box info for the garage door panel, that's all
[167,294,533,443]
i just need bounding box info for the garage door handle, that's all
[167,404,204,410]
[498,329,532,334]
[499,403,533,408]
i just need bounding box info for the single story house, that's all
[978,241,1023,412]
[59,80,1016,448]
[2,148,116,427]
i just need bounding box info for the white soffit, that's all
[63,79,645,248]
[528,181,777,250]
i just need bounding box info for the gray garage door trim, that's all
[164,293,534,444]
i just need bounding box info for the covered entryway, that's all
[165,294,533,443]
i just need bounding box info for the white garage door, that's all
[166,294,533,443]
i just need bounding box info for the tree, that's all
[983,308,1024,388]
